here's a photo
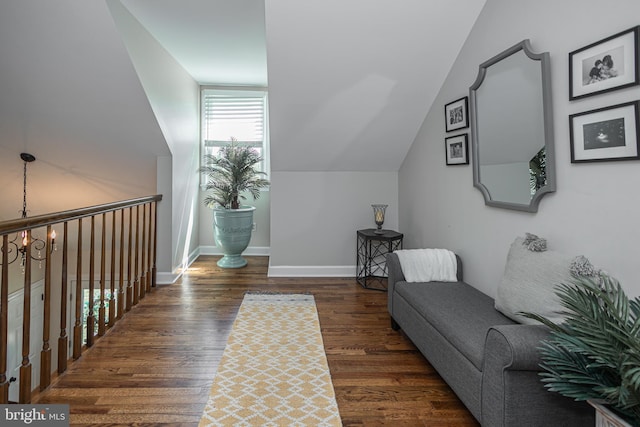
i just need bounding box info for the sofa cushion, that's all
[395,280,515,370]
[495,237,573,325]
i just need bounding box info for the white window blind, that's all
[201,89,269,176]
[202,95,264,146]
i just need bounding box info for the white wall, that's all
[269,172,398,276]
[262,1,482,277]
[399,0,640,297]
[107,0,201,279]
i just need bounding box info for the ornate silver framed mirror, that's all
[469,39,555,212]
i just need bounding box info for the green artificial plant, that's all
[522,274,640,425]
[201,137,270,209]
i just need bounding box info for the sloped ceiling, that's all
[0,0,170,219]
[0,0,486,221]
[119,0,485,172]
[266,0,486,172]
[120,0,267,86]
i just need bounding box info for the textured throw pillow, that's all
[523,232,547,252]
[495,237,574,325]
[570,255,598,278]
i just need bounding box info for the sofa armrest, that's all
[483,324,548,425]
[484,324,549,371]
[386,253,405,292]
[482,324,594,426]
[386,253,405,318]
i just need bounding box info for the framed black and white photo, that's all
[569,26,640,100]
[569,101,640,163]
[445,134,469,165]
[444,96,469,132]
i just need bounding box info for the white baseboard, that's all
[159,247,357,280]
[156,272,181,285]
[267,264,356,277]
[155,246,270,284]
[155,246,200,285]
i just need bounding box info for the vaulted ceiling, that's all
[119,0,486,172]
[0,0,486,221]
[0,0,171,219]
[120,0,267,86]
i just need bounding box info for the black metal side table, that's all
[356,229,403,291]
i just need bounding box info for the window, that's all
[201,88,269,180]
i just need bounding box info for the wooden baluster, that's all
[86,217,95,347]
[58,222,68,374]
[19,230,32,403]
[146,202,153,292]
[39,226,52,390]
[1,235,9,403]
[152,201,158,288]
[117,209,125,319]
[133,205,140,306]
[0,196,164,367]
[109,211,116,327]
[73,219,83,359]
[126,207,133,312]
[98,214,106,336]
[140,203,147,299]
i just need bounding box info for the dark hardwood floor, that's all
[34,255,478,426]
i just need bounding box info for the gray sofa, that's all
[386,252,594,426]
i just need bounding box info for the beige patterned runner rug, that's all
[199,293,342,426]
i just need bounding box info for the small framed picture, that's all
[569,26,640,100]
[445,134,469,165]
[444,96,469,132]
[569,101,640,163]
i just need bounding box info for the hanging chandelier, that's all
[3,153,56,267]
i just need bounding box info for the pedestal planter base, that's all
[213,206,255,269]
[217,254,248,269]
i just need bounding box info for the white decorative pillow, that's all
[395,248,458,283]
[495,237,574,325]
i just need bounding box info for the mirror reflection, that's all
[469,40,555,212]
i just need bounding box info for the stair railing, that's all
[0,195,162,403]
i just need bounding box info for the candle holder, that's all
[371,204,387,234]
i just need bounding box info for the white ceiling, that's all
[265,0,486,171]
[120,0,267,86]
[118,0,486,172]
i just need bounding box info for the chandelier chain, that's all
[22,159,28,219]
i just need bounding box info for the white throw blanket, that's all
[395,248,458,283]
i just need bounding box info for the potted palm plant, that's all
[201,137,270,268]
[522,273,640,427]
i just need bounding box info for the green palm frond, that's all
[199,137,270,209]
[521,274,640,425]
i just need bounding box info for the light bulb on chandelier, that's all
[1,153,57,271]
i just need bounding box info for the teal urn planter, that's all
[213,205,255,268]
